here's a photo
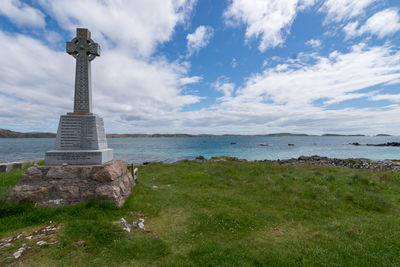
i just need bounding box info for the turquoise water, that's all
[0,136,399,164]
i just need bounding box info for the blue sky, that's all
[0,0,399,135]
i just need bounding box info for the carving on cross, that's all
[66,28,100,61]
[66,28,100,114]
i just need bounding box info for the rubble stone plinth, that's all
[7,160,135,207]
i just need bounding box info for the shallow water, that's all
[0,136,399,164]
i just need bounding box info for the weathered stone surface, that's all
[21,166,43,181]
[92,160,125,182]
[7,160,136,207]
[46,166,81,180]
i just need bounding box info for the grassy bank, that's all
[1,160,400,266]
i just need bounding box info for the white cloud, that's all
[223,0,315,52]
[344,8,400,39]
[305,39,321,48]
[369,94,400,103]
[0,30,201,132]
[0,0,205,134]
[343,21,359,38]
[38,0,196,57]
[186,25,214,56]
[0,0,46,28]
[2,1,400,135]
[232,58,238,68]
[233,44,400,106]
[320,0,375,23]
[212,77,235,99]
[385,78,400,86]
[178,76,203,86]
[170,43,400,135]
[0,31,72,128]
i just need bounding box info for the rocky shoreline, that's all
[193,155,400,172]
[2,155,400,173]
[350,142,400,147]
[272,155,400,171]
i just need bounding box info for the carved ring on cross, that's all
[66,37,100,62]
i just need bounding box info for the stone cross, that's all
[66,28,100,114]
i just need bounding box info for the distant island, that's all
[0,129,56,138]
[0,129,395,138]
[322,134,366,137]
[107,133,312,138]
[258,133,311,137]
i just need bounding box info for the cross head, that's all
[66,28,100,61]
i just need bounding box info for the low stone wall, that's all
[0,158,44,173]
[194,155,400,171]
[268,156,400,171]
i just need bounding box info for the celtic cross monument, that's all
[45,28,113,165]
[8,28,135,208]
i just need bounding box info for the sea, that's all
[0,136,400,164]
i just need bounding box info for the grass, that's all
[1,160,400,266]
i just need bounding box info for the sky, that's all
[0,0,399,135]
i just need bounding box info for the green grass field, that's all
[1,160,400,266]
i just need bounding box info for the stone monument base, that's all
[7,160,136,207]
[45,149,113,165]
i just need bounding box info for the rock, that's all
[43,225,57,233]
[36,241,47,246]
[46,166,81,180]
[133,168,138,182]
[95,185,122,205]
[92,161,125,182]
[8,185,49,203]
[72,240,87,247]
[7,160,135,208]
[276,155,400,171]
[210,156,247,162]
[13,247,25,259]
[259,144,268,146]
[22,166,43,181]
[195,156,207,162]
[118,218,131,232]
[133,218,145,231]
[15,233,24,240]
[350,142,361,146]
[366,142,400,147]
[1,243,11,249]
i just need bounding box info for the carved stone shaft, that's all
[66,28,100,114]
